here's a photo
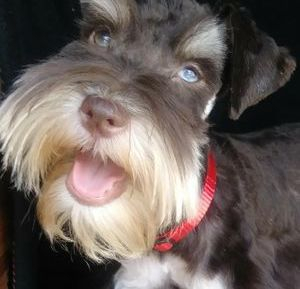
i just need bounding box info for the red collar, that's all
[153,152,217,252]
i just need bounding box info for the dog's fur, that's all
[0,0,299,288]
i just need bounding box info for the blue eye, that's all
[178,66,200,83]
[93,30,112,47]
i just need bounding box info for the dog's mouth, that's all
[66,151,128,206]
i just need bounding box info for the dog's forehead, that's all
[82,0,225,64]
[137,0,209,24]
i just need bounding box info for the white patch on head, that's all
[179,18,226,69]
[202,96,216,119]
[115,253,228,289]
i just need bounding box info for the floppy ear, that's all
[219,2,296,120]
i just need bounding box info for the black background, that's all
[0,1,299,289]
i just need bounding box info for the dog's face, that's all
[0,0,295,261]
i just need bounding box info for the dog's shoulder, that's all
[211,123,300,159]
[232,123,300,144]
[211,123,300,230]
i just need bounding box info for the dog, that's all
[0,0,299,288]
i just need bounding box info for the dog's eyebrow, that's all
[177,18,226,69]
[81,0,133,29]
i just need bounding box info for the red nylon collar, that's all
[153,152,217,252]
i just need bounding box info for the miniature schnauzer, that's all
[0,0,299,288]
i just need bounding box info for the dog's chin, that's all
[38,167,158,262]
[65,151,128,207]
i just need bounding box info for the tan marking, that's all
[81,0,134,29]
[177,18,226,68]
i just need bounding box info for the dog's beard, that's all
[0,73,206,261]
[37,122,202,261]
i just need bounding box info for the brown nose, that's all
[80,95,128,137]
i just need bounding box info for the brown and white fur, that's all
[0,1,298,288]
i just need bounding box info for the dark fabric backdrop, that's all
[0,1,299,289]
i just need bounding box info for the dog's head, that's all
[0,0,295,261]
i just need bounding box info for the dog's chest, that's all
[114,253,227,289]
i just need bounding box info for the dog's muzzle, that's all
[66,95,129,207]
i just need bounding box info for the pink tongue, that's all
[66,152,126,206]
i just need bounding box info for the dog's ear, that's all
[218,2,296,120]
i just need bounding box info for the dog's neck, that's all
[153,152,217,252]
